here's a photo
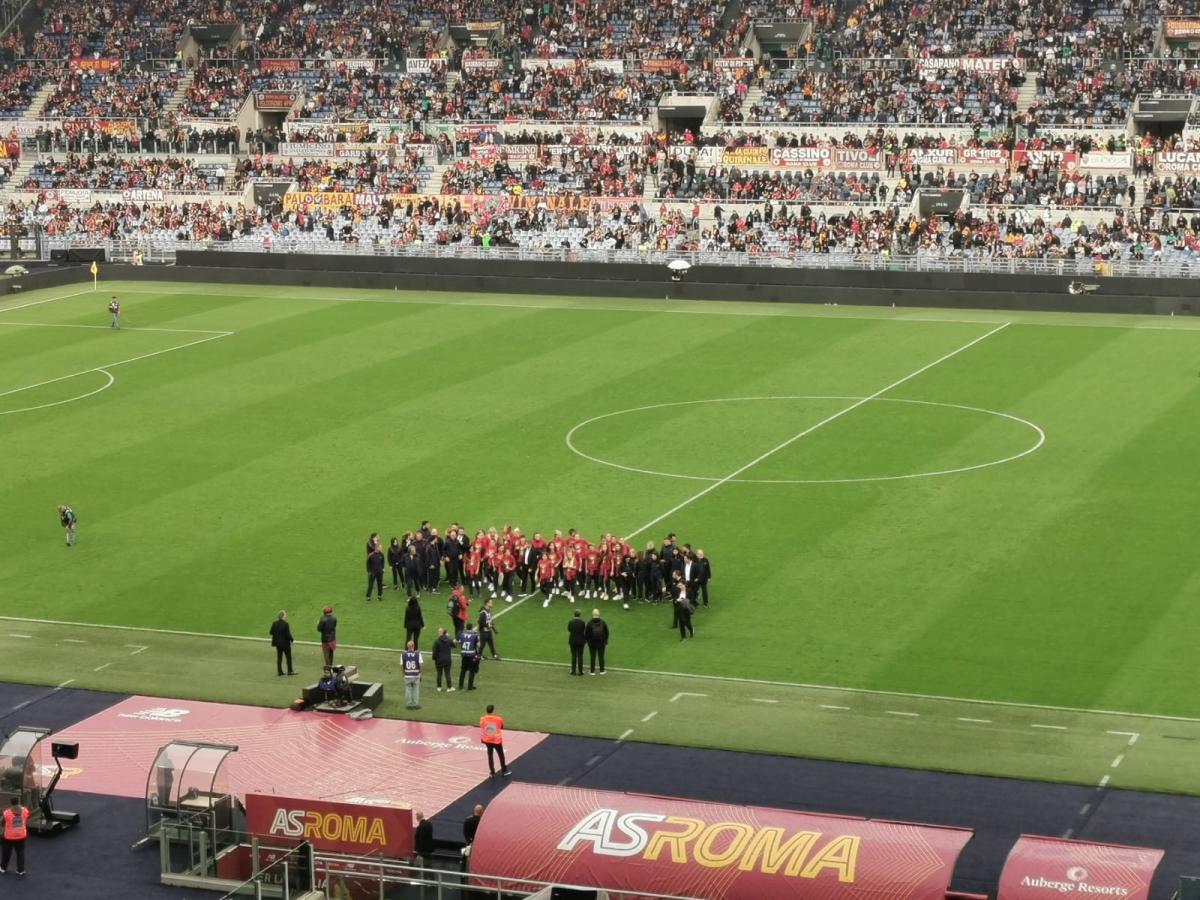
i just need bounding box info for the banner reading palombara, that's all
[997,835,1163,900]
[245,793,413,858]
[469,784,972,900]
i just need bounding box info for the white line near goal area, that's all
[622,323,1010,541]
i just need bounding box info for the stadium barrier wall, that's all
[0,264,92,296]
[82,254,1200,317]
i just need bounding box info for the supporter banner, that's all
[471,785,972,900]
[255,90,299,110]
[723,146,770,166]
[283,189,634,214]
[918,57,1024,72]
[405,57,447,75]
[279,141,335,157]
[905,147,958,166]
[770,145,830,167]
[693,146,723,166]
[466,21,501,31]
[997,836,1163,900]
[122,188,164,203]
[0,140,19,160]
[259,58,301,73]
[1164,17,1200,39]
[1013,149,1079,172]
[245,794,413,858]
[54,188,92,204]
[71,57,120,73]
[958,147,1008,166]
[1154,151,1200,174]
[470,143,545,163]
[714,57,753,74]
[463,56,501,74]
[519,58,624,74]
[334,142,398,159]
[93,120,138,138]
[1079,150,1131,171]
[642,59,687,74]
[332,57,378,73]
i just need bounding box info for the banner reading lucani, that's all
[245,793,413,858]
[469,784,972,900]
[997,835,1163,900]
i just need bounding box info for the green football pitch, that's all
[3,279,1200,795]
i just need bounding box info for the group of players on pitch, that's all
[369,524,712,611]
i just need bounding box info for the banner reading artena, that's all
[998,835,1163,900]
[469,784,972,900]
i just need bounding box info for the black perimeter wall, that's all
[24,252,1200,317]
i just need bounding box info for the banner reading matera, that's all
[469,783,972,900]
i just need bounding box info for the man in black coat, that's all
[584,609,609,675]
[269,610,295,676]
[567,609,587,676]
[413,810,434,870]
[403,545,424,600]
[366,537,385,601]
[432,627,455,692]
[694,548,712,606]
[317,606,337,665]
[424,529,443,592]
[404,597,425,649]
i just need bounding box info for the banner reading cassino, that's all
[469,784,973,900]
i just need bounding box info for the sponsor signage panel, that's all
[246,793,413,858]
[121,188,164,202]
[1079,151,1131,171]
[470,783,972,900]
[279,141,335,157]
[997,836,1163,900]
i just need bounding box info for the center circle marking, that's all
[565,396,1046,485]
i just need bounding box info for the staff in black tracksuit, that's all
[403,545,424,599]
[584,609,609,675]
[269,610,295,676]
[432,627,454,691]
[694,549,712,606]
[674,586,694,641]
[424,531,443,592]
[388,537,405,591]
[404,596,425,648]
[366,537,385,601]
[443,528,462,587]
[567,610,587,676]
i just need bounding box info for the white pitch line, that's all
[669,691,708,702]
[1111,754,1125,768]
[0,320,230,335]
[1031,724,1068,731]
[10,700,31,711]
[1107,730,1141,746]
[55,679,75,689]
[61,638,87,643]
[1098,775,1111,788]
[641,711,658,723]
[1079,803,1092,817]
[751,698,779,704]
[0,286,94,313]
[0,367,115,416]
[6,613,1200,725]
[622,323,1010,541]
[617,728,634,741]
[492,593,533,620]
[7,633,31,639]
[92,662,112,672]
[127,644,149,656]
[886,710,920,717]
[957,717,992,724]
[0,331,231,400]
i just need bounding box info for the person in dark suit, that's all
[694,548,712,606]
[366,537,385,601]
[413,810,434,870]
[463,804,483,845]
[432,627,454,692]
[388,537,405,592]
[424,529,443,592]
[675,586,694,641]
[269,610,295,676]
[567,609,587,675]
[584,609,609,675]
[317,606,337,665]
[404,545,424,600]
[404,596,425,648]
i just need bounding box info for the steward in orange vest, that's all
[479,704,511,778]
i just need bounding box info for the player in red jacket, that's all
[584,544,602,599]
[537,553,557,608]
[498,547,518,603]
[464,544,483,598]
[562,548,580,600]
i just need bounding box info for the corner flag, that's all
[90,259,98,290]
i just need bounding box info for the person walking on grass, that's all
[317,605,337,665]
[432,627,454,692]
[57,505,77,547]
[402,640,422,709]
[107,295,121,329]
[479,704,511,778]
[366,533,385,601]
[404,596,424,649]
[269,610,295,676]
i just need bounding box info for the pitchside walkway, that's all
[1,681,1199,900]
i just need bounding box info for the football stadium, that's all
[4,0,1200,898]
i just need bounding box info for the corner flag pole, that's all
[90,260,98,291]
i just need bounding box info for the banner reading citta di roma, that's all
[468,784,972,900]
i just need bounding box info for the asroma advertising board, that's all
[245,793,413,857]
[998,836,1163,900]
[1154,151,1200,174]
[469,784,972,900]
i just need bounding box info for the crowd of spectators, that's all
[442,146,649,197]
[236,148,433,192]
[42,67,181,120]
[295,69,444,122]
[182,66,255,119]
[657,163,885,202]
[24,153,236,192]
